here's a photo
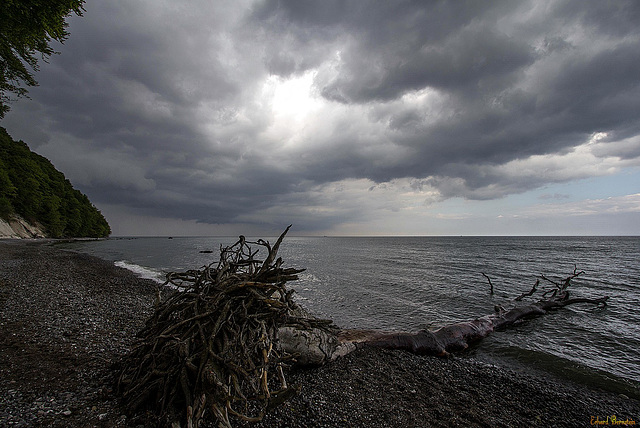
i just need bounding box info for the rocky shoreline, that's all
[1,240,638,427]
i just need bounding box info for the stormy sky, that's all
[4,0,640,236]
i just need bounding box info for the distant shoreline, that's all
[1,240,639,427]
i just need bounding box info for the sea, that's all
[57,235,640,397]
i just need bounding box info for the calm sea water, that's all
[58,236,640,396]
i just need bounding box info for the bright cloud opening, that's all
[264,71,323,122]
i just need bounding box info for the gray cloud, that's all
[3,0,640,233]
[251,0,640,187]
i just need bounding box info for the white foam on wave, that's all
[115,260,164,283]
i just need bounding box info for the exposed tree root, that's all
[117,226,335,427]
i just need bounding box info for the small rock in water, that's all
[62,409,72,416]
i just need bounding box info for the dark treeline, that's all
[0,127,110,238]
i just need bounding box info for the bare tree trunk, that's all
[352,293,608,357]
[280,268,608,363]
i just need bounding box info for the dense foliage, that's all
[0,0,84,118]
[0,127,110,237]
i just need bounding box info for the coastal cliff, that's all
[0,127,110,238]
[0,214,46,239]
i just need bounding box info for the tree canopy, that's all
[0,127,110,238]
[0,0,84,119]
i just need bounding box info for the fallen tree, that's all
[118,227,609,427]
[345,267,608,357]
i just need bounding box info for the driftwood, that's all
[118,228,609,427]
[356,267,608,357]
[117,226,336,427]
[481,272,494,294]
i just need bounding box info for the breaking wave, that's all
[114,260,164,283]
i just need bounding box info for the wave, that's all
[114,260,164,283]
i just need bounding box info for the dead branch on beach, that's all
[362,266,607,357]
[117,225,336,428]
[118,228,610,427]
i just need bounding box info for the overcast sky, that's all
[4,0,640,236]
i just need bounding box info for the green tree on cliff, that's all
[0,0,85,118]
[0,127,110,237]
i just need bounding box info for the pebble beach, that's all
[1,240,638,427]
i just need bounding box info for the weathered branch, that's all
[347,268,607,357]
[514,279,538,301]
[481,272,494,295]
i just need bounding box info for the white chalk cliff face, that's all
[0,215,46,238]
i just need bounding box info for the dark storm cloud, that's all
[321,21,535,103]
[34,2,238,145]
[3,0,640,232]
[255,0,529,102]
[254,0,640,191]
[555,0,640,37]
